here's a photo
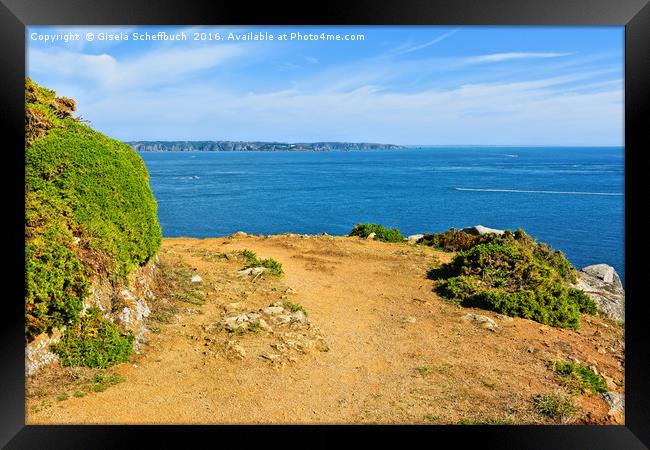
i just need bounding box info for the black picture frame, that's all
[2,0,648,448]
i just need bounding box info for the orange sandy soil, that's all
[26,234,624,424]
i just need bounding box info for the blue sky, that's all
[27,26,624,145]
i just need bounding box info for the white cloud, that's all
[28,44,245,90]
[465,52,572,64]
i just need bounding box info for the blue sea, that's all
[140,147,625,284]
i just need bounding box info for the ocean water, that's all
[140,147,625,284]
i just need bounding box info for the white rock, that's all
[462,313,498,330]
[238,267,267,276]
[603,392,624,416]
[366,232,376,240]
[292,311,307,324]
[406,234,424,243]
[262,306,284,315]
[460,225,505,236]
[258,318,272,331]
[582,264,622,287]
[575,265,625,322]
[274,315,292,324]
[191,274,202,283]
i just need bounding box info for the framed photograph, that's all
[2,0,648,447]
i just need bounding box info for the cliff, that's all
[127,140,405,152]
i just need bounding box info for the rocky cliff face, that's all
[128,141,404,152]
[575,264,625,323]
[26,262,158,375]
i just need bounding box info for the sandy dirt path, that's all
[27,234,624,424]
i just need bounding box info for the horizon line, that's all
[124,140,623,148]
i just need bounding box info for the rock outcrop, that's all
[575,264,625,322]
[460,225,505,236]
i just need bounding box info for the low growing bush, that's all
[551,360,608,394]
[52,307,134,368]
[349,223,404,243]
[239,250,284,276]
[430,228,596,329]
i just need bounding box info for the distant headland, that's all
[127,141,405,152]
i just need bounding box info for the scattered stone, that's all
[262,306,284,315]
[274,314,293,324]
[292,311,307,324]
[462,313,498,331]
[228,231,248,238]
[366,232,376,240]
[406,234,424,243]
[589,365,599,376]
[191,274,203,283]
[226,341,246,359]
[527,347,535,353]
[258,318,272,331]
[597,347,607,355]
[238,267,267,277]
[403,316,417,324]
[460,225,505,236]
[603,392,624,416]
[259,353,280,361]
[575,264,624,323]
[285,287,296,294]
[496,314,514,322]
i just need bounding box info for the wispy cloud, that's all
[389,29,460,56]
[28,44,245,90]
[465,52,572,64]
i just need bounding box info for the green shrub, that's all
[551,360,608,394]
[239,249,283,276]
[419,228,485,251]
[349,223,404,243]
[25,79,162,340]
[430,228,594,329]
[52,307,134,368]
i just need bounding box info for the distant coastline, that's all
[128,141,405,152]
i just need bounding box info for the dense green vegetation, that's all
[52,307,134,368]
[349,223,404,243]
[25,78,162,342]
[418,228,486,251]
[428,228,596,329]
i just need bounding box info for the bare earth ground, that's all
[26,234,625,424]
